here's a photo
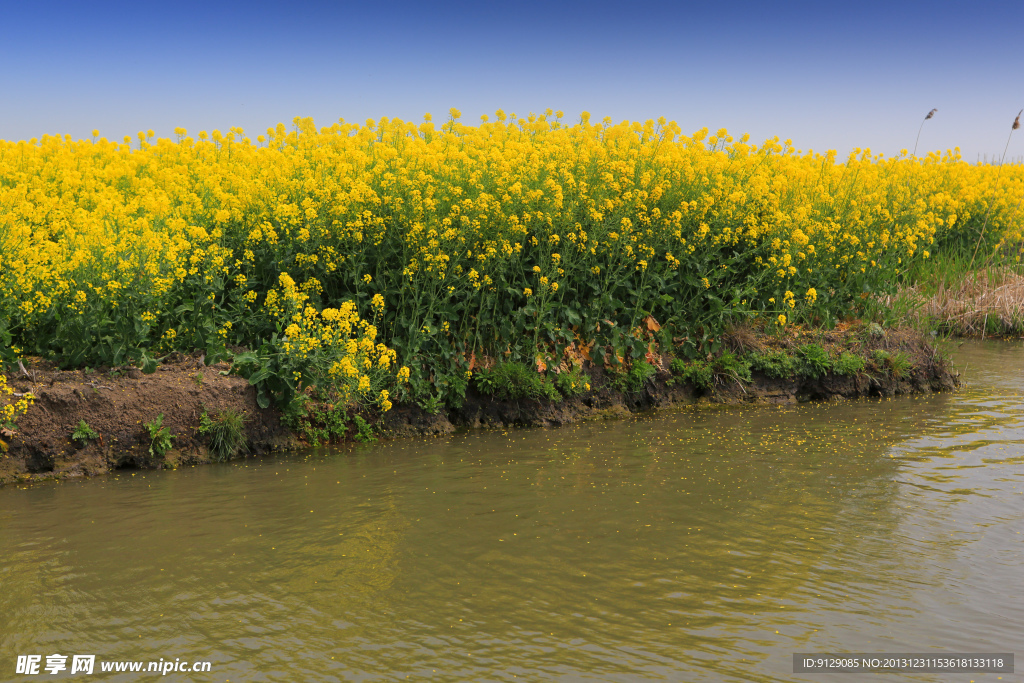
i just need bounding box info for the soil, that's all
[1,325,959,486]
[0,353,297,485]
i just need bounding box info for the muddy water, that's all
[1,342,1022,682]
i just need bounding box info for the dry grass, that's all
[721,322,766,354]
[885,268,1024,336]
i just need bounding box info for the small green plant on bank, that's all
[796,343,832,379]
[670,346,890,387]
[555,365,590,398]
[870,349,912,378]
[612,360,656,393]
[476,362,561,401]
[890,351,913,378]
[192,371,204,387]
[715,351,752,385]
[871,349,891,373]
[434,371,469,410]
[543,379,562,401]
[71,419,99,445]
[145,414,175,458]
[198,409,247,461]
[353,415,376,442]
[669,358,713,389]
[749,350,797,378]
[833,351,866,376]
[669,353,750,390]
[416,392,443,416]
[285,397,349,446]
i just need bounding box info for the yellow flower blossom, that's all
[0,109,1012,420]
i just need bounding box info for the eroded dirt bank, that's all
[1,327,959,485]
[0,354,296,484]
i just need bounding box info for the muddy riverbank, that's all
[0,325,959,485]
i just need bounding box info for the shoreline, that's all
[1,324,960,486]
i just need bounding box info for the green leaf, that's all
[247,366,273,386]
[140,352,158,374]
[256,387,271,410]
[232,351,259,366]
[205,349,230,366]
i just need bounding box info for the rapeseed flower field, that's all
[2,110,1022,411]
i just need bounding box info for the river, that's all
[1,341,1021,681]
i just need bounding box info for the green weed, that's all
[869,349,912,378]
[198,409,248,461]
[286,398,350,446]
[353,414,376,442]
[555,366,589,398]
[890,351,913,379]
[145,414,175,458]
[416,393,443,415]
[833,351,866,376]
[749,350,797,378]
[475,362,561,401]
[714,351,752,385]
[71,419,98,445]
[796,344,832,379]
[612,360,656,393]
[670,358,713,389]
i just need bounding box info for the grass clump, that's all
[198,409,248,461]
[284,392,352,446]
[876,350,912,378]
[714,351,752,385]
[879,255,1024,337]
[891,351,913,378]
[285,395,376,446]
[870,349,912,378]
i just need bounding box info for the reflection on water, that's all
[1,342,1022,682]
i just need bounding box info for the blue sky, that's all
[2,0,1021,161]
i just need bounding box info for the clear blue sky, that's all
[2,0,1021,162]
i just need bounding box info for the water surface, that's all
[2,342,1022,681]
